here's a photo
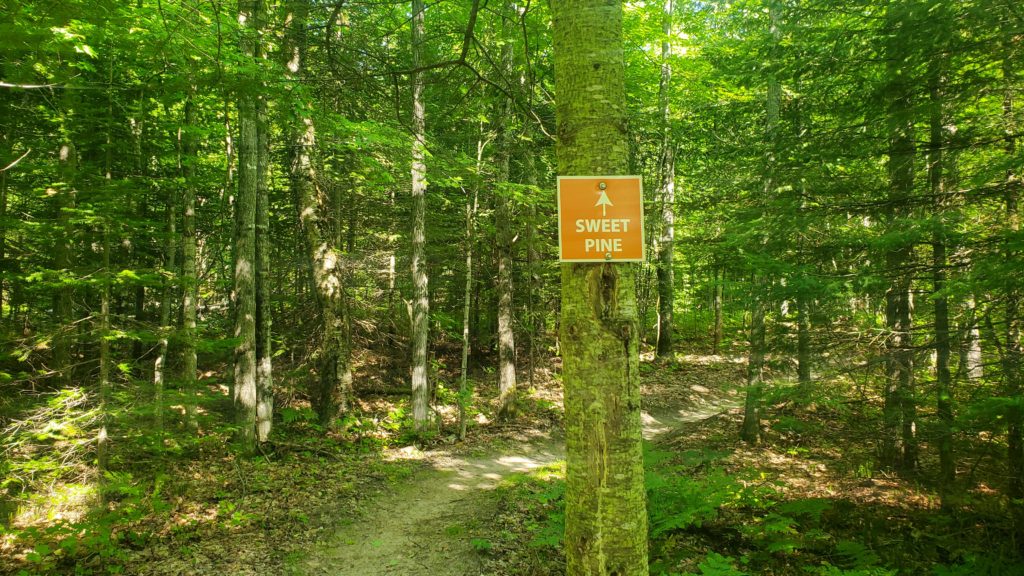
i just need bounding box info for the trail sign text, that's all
[557,175,644,262]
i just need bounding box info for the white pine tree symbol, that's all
[595,190,613,216]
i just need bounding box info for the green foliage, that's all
[776,498,833,524]
[2,388,96,497]
[831,540,882,570]
[470,537,493,552]
[647,468,741,536]
[281,406,317,425]
[688,552,748,576]
[527,480,566,548]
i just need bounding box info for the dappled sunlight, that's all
[676,353,747,365]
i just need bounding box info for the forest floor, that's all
[0,348,740,576]
[295,353,740,576]
[7,348,1020,575]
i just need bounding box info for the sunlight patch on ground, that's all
[643,402,743,440]
[13,481,97,527]
[432,444,563,491]
[676,353,747,365]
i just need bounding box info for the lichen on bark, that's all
[552,1,649,574]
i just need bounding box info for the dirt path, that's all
[299,402,735,576]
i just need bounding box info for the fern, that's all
[832,540,881,570]
[695,552,748,576]
[776,498,832,523]
[648,469,740,536]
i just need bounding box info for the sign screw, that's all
[605,252,612,260]
[599,181,607,190]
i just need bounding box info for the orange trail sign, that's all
[557,176,645,262]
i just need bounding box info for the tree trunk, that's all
[130,98,147,369]
[495,3,517,420]
[287,0,351,428]
[552,1,649,573]
[233,0,261,452]
[655,0,675,359]
[741,300,766,444]
[181,94,199,432]
[0,139,9,320]
[1002,42,1024,547]
[796,294,812,389]
[459,153,479,440]
[962,296,983,381]
[741,0,781,444]
[97,225,112,486]
[255,89,273,442]
[525,146,541,389]
[713,266,723,354]
[881,3,917,471]
[409,0,431,434]
[153,191,177,433]
[929,57,954,504]
[53,141,76,387]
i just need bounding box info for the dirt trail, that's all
[300,402,734,576]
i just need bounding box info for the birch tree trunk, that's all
[552,1,649,573]
[962,297,983,381]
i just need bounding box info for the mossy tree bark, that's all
[552,1,649,574]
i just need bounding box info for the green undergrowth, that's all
[0,383,423,576]
[489,432,1024,576]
